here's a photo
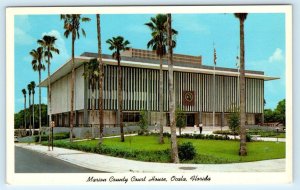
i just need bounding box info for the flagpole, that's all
[213,44,216,132]
[236,46,240,109]
[213,62,215,132]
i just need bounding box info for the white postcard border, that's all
[6,5,293,185]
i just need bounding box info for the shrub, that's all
[246,134,252,142]
[138,110,148,134]
[175,106,186,136]
[228,109,240,136]
[213,130,238,136]
[194,134,205,139]
[180,133,192,139]
[178,142,196,161]
[208,134,215,140]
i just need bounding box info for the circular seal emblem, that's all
[184,91,194,103]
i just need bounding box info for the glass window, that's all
[123,112,140,123]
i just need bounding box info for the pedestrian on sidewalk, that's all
[199,123,203,134]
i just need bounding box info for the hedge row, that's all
[177,133,231,140]
[213,130,238,136]
[35,132,71,142]
[44,140,172,163]
[143,132,231,141]
[142,132,252,142]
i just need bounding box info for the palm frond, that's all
[22,89,26,95]
[81,17,91,22]
[51,47,60,54]
[81,28,86,37]
[144,14,175,57]
[60,14,66,20]
[64,30,70,38]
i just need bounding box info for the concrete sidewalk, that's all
[162,127,286,142]
[15,143,285,173]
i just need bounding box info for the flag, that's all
[236,55,240,69]
[213,47,217,65]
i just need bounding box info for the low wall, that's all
[47,125,156,138]
[17,136,35,143]
[246,125,285,132]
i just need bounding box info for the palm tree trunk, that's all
[24,96,26,136]
[239,17,247,156]
[28,92,31,136]
[38,71,42,142]
[91,90,95,120]
[118,56,124,142]
[32,93,35,136]
[97,14,104,144]
[91,90,95,138]
[167,13,179,163]
[70,33,76,142]
[159,56,165,144]
[48,54,52,146]
[159,57,164,144]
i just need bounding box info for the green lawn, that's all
[50,135,285,164]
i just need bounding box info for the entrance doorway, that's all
[186,114,195,127]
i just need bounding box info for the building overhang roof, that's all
[39,55,279,87]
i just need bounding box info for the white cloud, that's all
[127,24,148,34]
[15,15,31,31]
[247,48,286,109]
[173,15,210,34]
[268,48,284,63]
[23,55,32,63]
[14,15,36,45]
[14,27,35,45]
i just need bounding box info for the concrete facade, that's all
[40,49,278,128]
[50,65,85,114]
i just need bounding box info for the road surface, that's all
[15,146,105,173]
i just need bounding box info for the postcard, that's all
[6,5,292,185]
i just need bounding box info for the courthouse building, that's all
[39,48,278,128]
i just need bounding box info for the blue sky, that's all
[14,13,286,112]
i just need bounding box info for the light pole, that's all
[276,127,279,143]
[49,121,55,150]
[52,121,54,150]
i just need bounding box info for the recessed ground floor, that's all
[50,110,263,128]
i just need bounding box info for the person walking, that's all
[199,123,203,134]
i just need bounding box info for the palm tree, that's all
[96,14,104,144]
[30,81,36,136]
[145,14,178,144]
[82,58,99,138]
[234,13,248,156]
[22,89,27,135]
[167,13,179,163]
[27,83,32,136]
[106,36,130,142]
[60,14,91,142]
[30,47,45,142]
[38,35,60,143]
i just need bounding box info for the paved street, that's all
[15,146,104,173]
